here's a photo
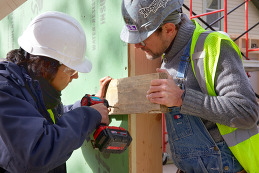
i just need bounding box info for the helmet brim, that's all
[120,25,156,44]
[67,56,92,73]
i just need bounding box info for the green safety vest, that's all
[190,20,259,172]
[47,109,56,124]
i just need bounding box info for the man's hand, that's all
[96,76,112,98]
[146,68,184,107]
[90,103,110,125]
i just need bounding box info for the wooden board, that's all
[105,73,168,115]
[0,0,26,20]
[128,44,163,173]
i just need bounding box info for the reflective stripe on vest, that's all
[190,20,259,172]
[47,109,56,124]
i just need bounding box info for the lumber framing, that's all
[128,44,163,173]
[105,73,168,115]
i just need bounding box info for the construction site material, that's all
[128,44,163,173]
[105,73,168,115]
[0,0,26,20]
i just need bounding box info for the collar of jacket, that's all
[163,14,196,63]
[36,77,61,110]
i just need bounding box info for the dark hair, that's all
[6,49,61,82]
[156,21,181,34]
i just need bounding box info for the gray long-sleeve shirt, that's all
[162,14,259,142]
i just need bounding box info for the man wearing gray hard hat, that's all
[120,0,258,172]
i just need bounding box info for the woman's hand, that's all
[95,76,112,98]
[90,103,110,125]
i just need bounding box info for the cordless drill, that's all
[81,94,132,153]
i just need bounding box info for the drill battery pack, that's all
[92,125,132,154]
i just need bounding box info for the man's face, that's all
[50,65,78,91]
[134,24,176,60]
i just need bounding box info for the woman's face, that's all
[50,65,78,91]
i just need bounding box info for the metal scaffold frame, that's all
[185,0,259,59]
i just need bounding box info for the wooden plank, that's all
[128,44,163,173]
[0,0,26,20]
[105,73,168,115]
[136,113,163,172]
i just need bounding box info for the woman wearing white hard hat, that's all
[0,11,111,173]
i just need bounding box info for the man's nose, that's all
[71,72,79,79]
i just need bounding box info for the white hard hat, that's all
[18,11,92,73]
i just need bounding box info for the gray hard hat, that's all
[120,0,184,44]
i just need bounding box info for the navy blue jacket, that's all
[0,61,101,173]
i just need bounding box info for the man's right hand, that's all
[90,103,110,125]
[146,68,184,107]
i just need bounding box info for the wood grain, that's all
[105,73,168,115]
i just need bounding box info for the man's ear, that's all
[162,23,176,37]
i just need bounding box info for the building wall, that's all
[182,0,204,17]
[226,0,259,36]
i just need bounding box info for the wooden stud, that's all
[128,44,163,173]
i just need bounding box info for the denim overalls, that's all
[164,39,243,173]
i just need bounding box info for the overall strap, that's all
[176,38,192,89]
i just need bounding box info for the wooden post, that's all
[128,44,163,173]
